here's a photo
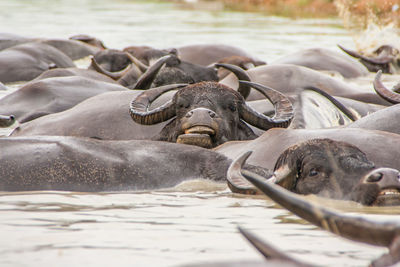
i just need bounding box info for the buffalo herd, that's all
[0,32,400,266]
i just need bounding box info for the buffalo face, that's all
[129,81,293,148]
[273,139,400,205]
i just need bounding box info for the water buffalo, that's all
[345,71,400,135]
[271,47,369,78]
[176,44,264,67]
[215,127,400,171]
[0,33,102,60]
[228,139,400,206]
[239,165,400,266]
[129,81,293,148]
[220,64,390,105]
[12,82,293,147]
[339,44,400,74]
[0,75,127,123]
[0,135,270,192]
[92,49,218,89]
[0,42,75,83]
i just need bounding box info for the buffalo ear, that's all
[273,146,301,190]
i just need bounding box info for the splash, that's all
[335,0,400,55]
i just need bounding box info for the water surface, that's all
[1,1,399,266]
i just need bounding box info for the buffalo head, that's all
[129,81,293,148]
[228,139,400,206]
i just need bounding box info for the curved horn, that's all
[238,81,293,130]
[304,86,358,121]
[132,55,172,90]
[0,115,15,127]
[373,70,400,104]
[215,63,251,99]
[90,55,132,80]
[338,44,393,65]
[129,83,187,125]
[227,151,261,195]
[125,52,148,73]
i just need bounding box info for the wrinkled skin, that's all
[0,76,127,123]
[271,47,368,78]
[0,136,232,191]
[0,42,75,83]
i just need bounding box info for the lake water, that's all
[1,0,400,266]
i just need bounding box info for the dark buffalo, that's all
[215,127,400,171]
[12,81,293,147]
[239,163,400,266]
[228,139,400,206]
[129,81,293,148]
[92,49,218,89]
[271,47,369,78]
[0,42,75,83]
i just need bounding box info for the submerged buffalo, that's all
[129,81,293,148]
[0,135,271,192]
[237,162,400,267]
[228,139,400,206]
[13,81,293,147]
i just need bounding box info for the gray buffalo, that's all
[0,41,75,83]
[271,47,369,78]
[0,135,270,192]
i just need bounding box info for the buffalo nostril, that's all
[208,111,216,118]
[366,172,383,183]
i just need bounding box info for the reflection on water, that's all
[0,1,399,266]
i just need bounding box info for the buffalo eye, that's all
[309,168,318,177]
[228,104,236,112]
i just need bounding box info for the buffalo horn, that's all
[129,83,187,125]
[238,81,293,130]
[215,63,251,99]
[89,55,133,80]
[373,70,400,104]
[338,44,394,65]
[238,227,313,267]
[133,54,172,90]
[235,151,400,248]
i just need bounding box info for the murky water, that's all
[1,1,400,266]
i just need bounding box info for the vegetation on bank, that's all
[202,0,400,28]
